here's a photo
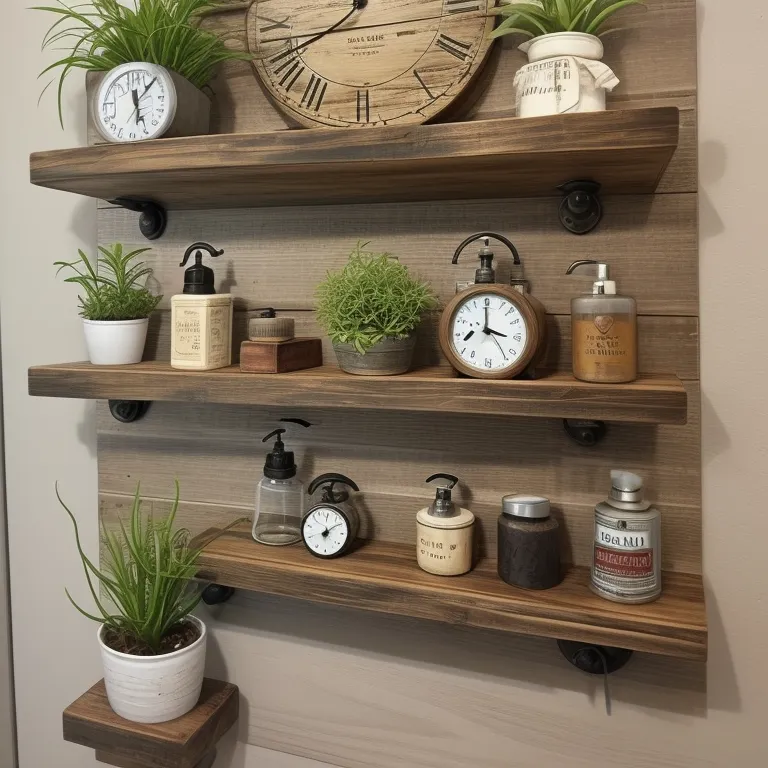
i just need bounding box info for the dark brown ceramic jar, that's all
[497,495,562,590]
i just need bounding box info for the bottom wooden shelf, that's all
[195,531,707,661]
[63,678,238,768]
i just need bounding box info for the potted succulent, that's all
[491,0,643,117]
[58,481,239,723]
[56,243,161,365]
[316,242,437,376]
[35,0,249,139]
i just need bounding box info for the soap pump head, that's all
[609,469,645,503]
[426,473,459,518]
[452,232,522,285]
[260,418,311,480]
[566,260,616,295]
[179,242,225,295]
[308,473,360,504]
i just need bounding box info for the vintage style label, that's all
[514,57,580,115]
[417,523,472,577]
[207,305,231,366]
[572,316,637,382]
[591,512,660,601]
[172,306,203,362]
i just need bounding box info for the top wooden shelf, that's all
[29,108,679,209]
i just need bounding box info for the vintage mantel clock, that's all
[439,232,548,379]
[302,474,361,559]
[246,0,496,128]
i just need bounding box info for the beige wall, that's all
[2,1,767,767]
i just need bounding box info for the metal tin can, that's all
[590,470,661,604]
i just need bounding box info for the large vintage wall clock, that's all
[246,0,497,128]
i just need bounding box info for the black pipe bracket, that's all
[108,400,150,423]
[109,197,168,240]
[202,584,236,605]
[558,180,603,234]
[563,419,607,447]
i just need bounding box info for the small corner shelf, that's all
[63,678,239,768]
[28,362,688,424]
[29,108,679,209]
[194,531,707,661]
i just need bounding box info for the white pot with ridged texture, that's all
[98,615,206,724]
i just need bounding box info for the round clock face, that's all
[94,63,176,143]
[302,506,350,557]
[247,0,496,128]
[448,291,532,376]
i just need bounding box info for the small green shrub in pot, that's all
[316,242,437,376]
[58,480,242,723]
[55,243,162,365]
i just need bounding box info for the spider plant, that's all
[316,242,437,354]
[491,0,643,40]
[34,0,250,126]
[55,243,162,321]
[58,481,242,654]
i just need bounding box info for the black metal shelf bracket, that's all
[557,640,633,675]
[108,400,150,423]
[109,197,168,240]
[202,584,236,605]
[563,419,607,447]
[558,180,602,234]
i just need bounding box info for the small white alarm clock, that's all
[302,474,360,559]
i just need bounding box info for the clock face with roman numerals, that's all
[247,0,496,128]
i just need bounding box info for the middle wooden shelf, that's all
[27,361,687,424]
[194,529,707,661]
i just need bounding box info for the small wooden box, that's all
[240,338,323,374]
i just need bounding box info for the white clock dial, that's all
[95,63,176,143]
[302,506,350,557]
[450,293,529,372]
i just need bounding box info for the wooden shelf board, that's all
[28,361,688,424]
[194,531,707,661]
[30,108,679,209]
[63,678,238,768]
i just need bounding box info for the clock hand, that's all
[487,328,508,338]
[490,333,508,360]
[288,0,367,57]
[463,330,475,341]
[128,78,158,125]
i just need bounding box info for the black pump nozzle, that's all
[452,232,522,285]
[426,473,459,518]
[179,242,224,295]
[261,420,311,480]
[309,473,360,504]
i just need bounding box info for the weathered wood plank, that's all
[98,193,698,317]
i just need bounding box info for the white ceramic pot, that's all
[83,318,149,365]
[514,32,617,117]
[98,615,207,724]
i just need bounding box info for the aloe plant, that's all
[491,0,643,39]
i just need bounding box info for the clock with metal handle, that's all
[438,233,548,380]
[302,474,361,559]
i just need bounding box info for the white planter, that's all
[514,32,618,118]
[83,318,149,365]
[98,615,207,724]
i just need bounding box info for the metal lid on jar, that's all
[609,470,645,503]
[502,495,550,519]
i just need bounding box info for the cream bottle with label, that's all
[566,260,637,383]
[590,470,661,604]
[416,474,474,577]
[171,242,233,371]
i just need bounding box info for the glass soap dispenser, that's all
[252,427,305,546]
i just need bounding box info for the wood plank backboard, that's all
[88,2,701,766]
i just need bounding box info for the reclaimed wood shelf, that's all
[194,531,707,661]
[29,108,679,209]
[63,678,238,768]
[28,361,688,424]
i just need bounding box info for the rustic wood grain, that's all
[97,193,698,317]
[63,679,238,768]
[31,108,679,209]
[240,338,323,373]
[28,362,688,424]
[191,530,706,660]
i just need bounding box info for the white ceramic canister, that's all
[98,615,207,723]
[514,32,619,117]
[83,318,149,365]
[590,470,661,604]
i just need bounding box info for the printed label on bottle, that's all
[417,523,472,576]
[207,305,231,366]
[514,57,580,115]
[591,512,660,600]
[572,316,636,382]
[173,307,203,361]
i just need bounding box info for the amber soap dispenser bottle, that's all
[566,260,637,383]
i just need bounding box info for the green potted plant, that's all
[58,481,239,723]
[316,242,437,376]
[491,0,643,117]
[34,0,249,140]
[55,243,161,365]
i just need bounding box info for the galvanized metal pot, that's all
[333,334,416,376]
